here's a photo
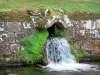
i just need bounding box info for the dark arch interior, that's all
[47,22,64,37]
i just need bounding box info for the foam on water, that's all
[45,37,98,71]
[46,63,98,71]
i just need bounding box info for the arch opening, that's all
[47,22,64,37]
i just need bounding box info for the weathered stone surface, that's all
[0,12,99,65]
[21,22,35,31]
[0,33,8,44]
[6,57,11,62]
[74,40,100,60]
[10,44,20,54]
[0,44,11,56]
[0,44,4,56]
[15,32,25,42]
[8,32,15,44]
[23,22,31,29]
[46,15,72,28]
[8,74,18,75]
[7,22,21,32]
[0,22,5,32]
[0,21,36,62]
[23,29,33,37]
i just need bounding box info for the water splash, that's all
[46,37,76,64]
[45,37,98,71]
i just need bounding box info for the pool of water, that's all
[0,62,100,75]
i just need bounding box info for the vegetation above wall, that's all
[0,11,31,21]
[0,0,100,13]
[0,0,100,21]
[0,9,100,22]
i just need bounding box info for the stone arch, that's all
[46,15,71,29]
[47,22,64,36]
[46,15,72,36]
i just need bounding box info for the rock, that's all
[6,58,10,62]
[7,22,21,32]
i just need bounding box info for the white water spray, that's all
[45,37,98,71]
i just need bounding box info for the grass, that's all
[0,0,100,21]
[17,31,48,64]
[0,11,31,21]
[0,0,100,13]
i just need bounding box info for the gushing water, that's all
[45,37,98,71]
[46,37,76,64]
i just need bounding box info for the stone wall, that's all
[0,11,100,65]
[0,21,37,64]
[67,20,100,61]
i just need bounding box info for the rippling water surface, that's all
[0,62,100,75]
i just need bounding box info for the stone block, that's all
[16,29,35,42]
[0,44,4,56]
[15,32,25,42]
[29,22,35,29]
[0,22,5,32]
[23,22,31,29]
[7,22,21,32]
[0,37,3,44]
[24,29,33,37]
[0,33,8,44]
[8,32,15,44]
[0,44,11,56]
[10,44,20,54]
[0,22,8,34]
[21,22,34,31]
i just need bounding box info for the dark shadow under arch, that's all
[47,22,64,36]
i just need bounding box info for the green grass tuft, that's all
[18,31,48,64]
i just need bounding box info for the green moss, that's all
[17,31,48,64]
[55,27,65,36]
[39,8,65,28]
[35,8,65,30]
